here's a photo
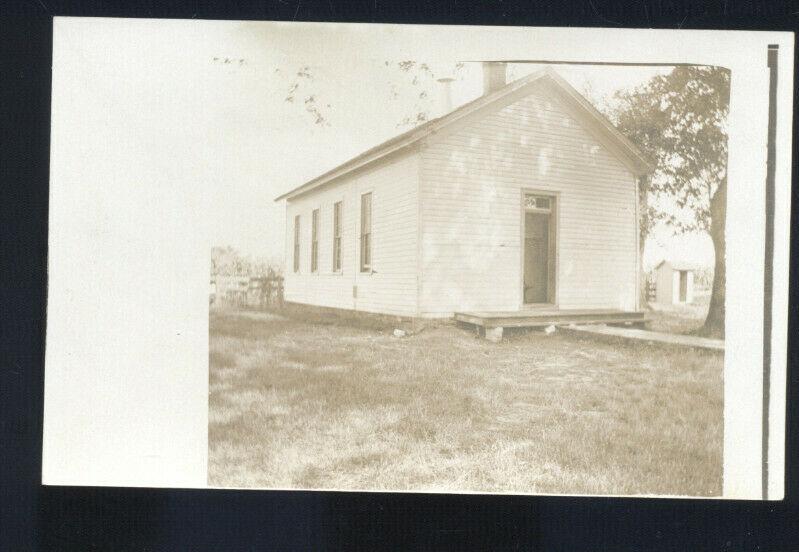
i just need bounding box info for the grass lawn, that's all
[645,292,718,336]
[208,307,723,496]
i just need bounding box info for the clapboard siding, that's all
[419,87,637,316]
[283,152,419,316]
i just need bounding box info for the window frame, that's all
[332,201,342,273]
[359,192,372,273]
[293,214,300,273]
[520,189,559,307]
[311,208,319,273]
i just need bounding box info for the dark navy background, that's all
[2,3,798,550]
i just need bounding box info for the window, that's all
[311,209,319,272]
[524,194,551,211]
[360,192,372,272]
[534,197,550,210]
[332,201,342,272]
[293,215,300,273]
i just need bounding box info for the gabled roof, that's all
[275,67,655,202]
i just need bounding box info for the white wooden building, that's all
[654,260,697,305]
[275,64,653,319]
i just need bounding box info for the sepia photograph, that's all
[42,19,791,500]
[207,29,729,495]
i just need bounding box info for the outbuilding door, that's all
[523,193,556,305]
[678,270,688,303]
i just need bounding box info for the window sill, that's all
[308,270,345,276]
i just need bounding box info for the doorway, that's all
[523,193,556,305]
[678,270,688,303]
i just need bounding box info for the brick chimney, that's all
[482,61,507,95]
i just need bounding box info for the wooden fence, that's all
[211,275,284,309]
[646,280,657,303]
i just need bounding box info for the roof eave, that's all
[274,66,656,201]
[274,69,555,203]
[273,140,421,202]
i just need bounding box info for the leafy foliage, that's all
[389,61,465,128]
[281,60,469,129]
[282,65,331,126]
[609,66,730,234]
[606,66,730,335]
[211,246,282,278]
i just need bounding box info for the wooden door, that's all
[524,212,550,303]
[679,270,688,302]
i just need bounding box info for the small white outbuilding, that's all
[654,261,696,305]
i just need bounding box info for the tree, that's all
[211,246,283,278]
[281,61,466,129]
[607,66,730,336]
[388,61,465,128]
[282,65,332,127]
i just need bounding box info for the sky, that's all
[56,19,716,270]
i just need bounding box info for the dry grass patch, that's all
[645,294,722,338]
[208,309,723,496]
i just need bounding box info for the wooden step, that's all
[454,310,646,329]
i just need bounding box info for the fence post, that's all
[647,281,656,303]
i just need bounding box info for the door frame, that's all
[520,188,559,309]
[678,270,688,303]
